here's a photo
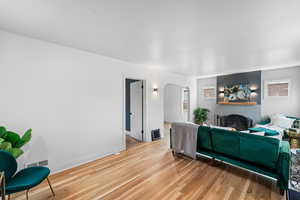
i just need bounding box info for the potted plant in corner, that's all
[193,107,210,125]
[0,126,32,158]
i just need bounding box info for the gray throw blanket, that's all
[171,122,199,159]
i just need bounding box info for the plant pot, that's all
[195,121,203,126]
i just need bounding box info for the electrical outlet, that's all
[27,162,38,168]
[38,160,48,166]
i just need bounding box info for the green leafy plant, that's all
[193,107,210,125]
[0,127,32,158]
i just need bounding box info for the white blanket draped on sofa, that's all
[171,122,199,159]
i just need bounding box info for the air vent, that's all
[27,160,48,168]
[27,162,38,168]
[151,129,161,141]
[38,160,48,166]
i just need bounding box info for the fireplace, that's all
[218,114,253,131]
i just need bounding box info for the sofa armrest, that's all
[276,141,290,190]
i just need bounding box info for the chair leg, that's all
[280,189,284,196]
[47,177,55,196]
[26,190,29,200]
[8,194,10,200]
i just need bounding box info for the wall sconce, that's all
[219,88,224,97]
[250,89,257,96]
[219,87,224,93]
[153,87,159,96]
[250,85,257,96]
[219,92,224,97]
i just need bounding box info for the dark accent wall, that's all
[217,71,262,104]
[215,71,262,123]
[125,79,139,131]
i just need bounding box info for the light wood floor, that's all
[12,132,285,200]
[126,135,141,149]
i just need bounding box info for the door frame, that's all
[123,77,147,150]
[162,83,191,123]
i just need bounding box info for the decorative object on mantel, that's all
[193,107,209,125]
[0,126,32,158]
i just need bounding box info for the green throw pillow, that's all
[249,127,279,136]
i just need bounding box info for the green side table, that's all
[287,129,300,149]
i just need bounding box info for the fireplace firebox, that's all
[218,114,253,131]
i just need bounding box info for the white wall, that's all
[262,66,300,117]
[0,30,190,173]
[163,84,187,123]
[196,77,217,124]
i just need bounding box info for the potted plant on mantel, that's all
[0,126,32,158]
[193,107,210,125]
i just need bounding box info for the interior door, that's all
[130,81,143,141]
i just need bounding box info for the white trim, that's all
[181,88,190,118]
[123,76,147,150]
[196,64,300,79]
[264,79,291,99]
[51,149,120,175]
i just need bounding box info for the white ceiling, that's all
[0,0,300,76]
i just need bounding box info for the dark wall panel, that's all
[216,71,261,104]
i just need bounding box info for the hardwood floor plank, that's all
[11,134,285,200]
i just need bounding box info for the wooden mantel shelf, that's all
[218,102,257,105]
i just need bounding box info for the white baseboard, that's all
[50,148,122,175]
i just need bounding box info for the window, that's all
[182,89,189,112]
[265,80,290,98]
[203,87,216,99]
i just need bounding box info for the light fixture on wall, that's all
[219,87,224,93]
[219,87,224,97]
[250,89,257,96]
[153,87,159,96]
[250,86,257,96]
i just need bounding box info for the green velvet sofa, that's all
[196,126,290,194]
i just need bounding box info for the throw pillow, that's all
[271,114,295,129]
[251,131,265,136]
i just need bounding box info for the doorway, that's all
[125,78,145,149]
[164,84,190,124]
[163,84,190,144]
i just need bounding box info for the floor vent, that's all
[27,162,38,168]
[151,129,161,141]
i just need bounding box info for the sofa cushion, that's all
[211,128,240,158]
[197,126,213,151]
[239,133,280,170]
